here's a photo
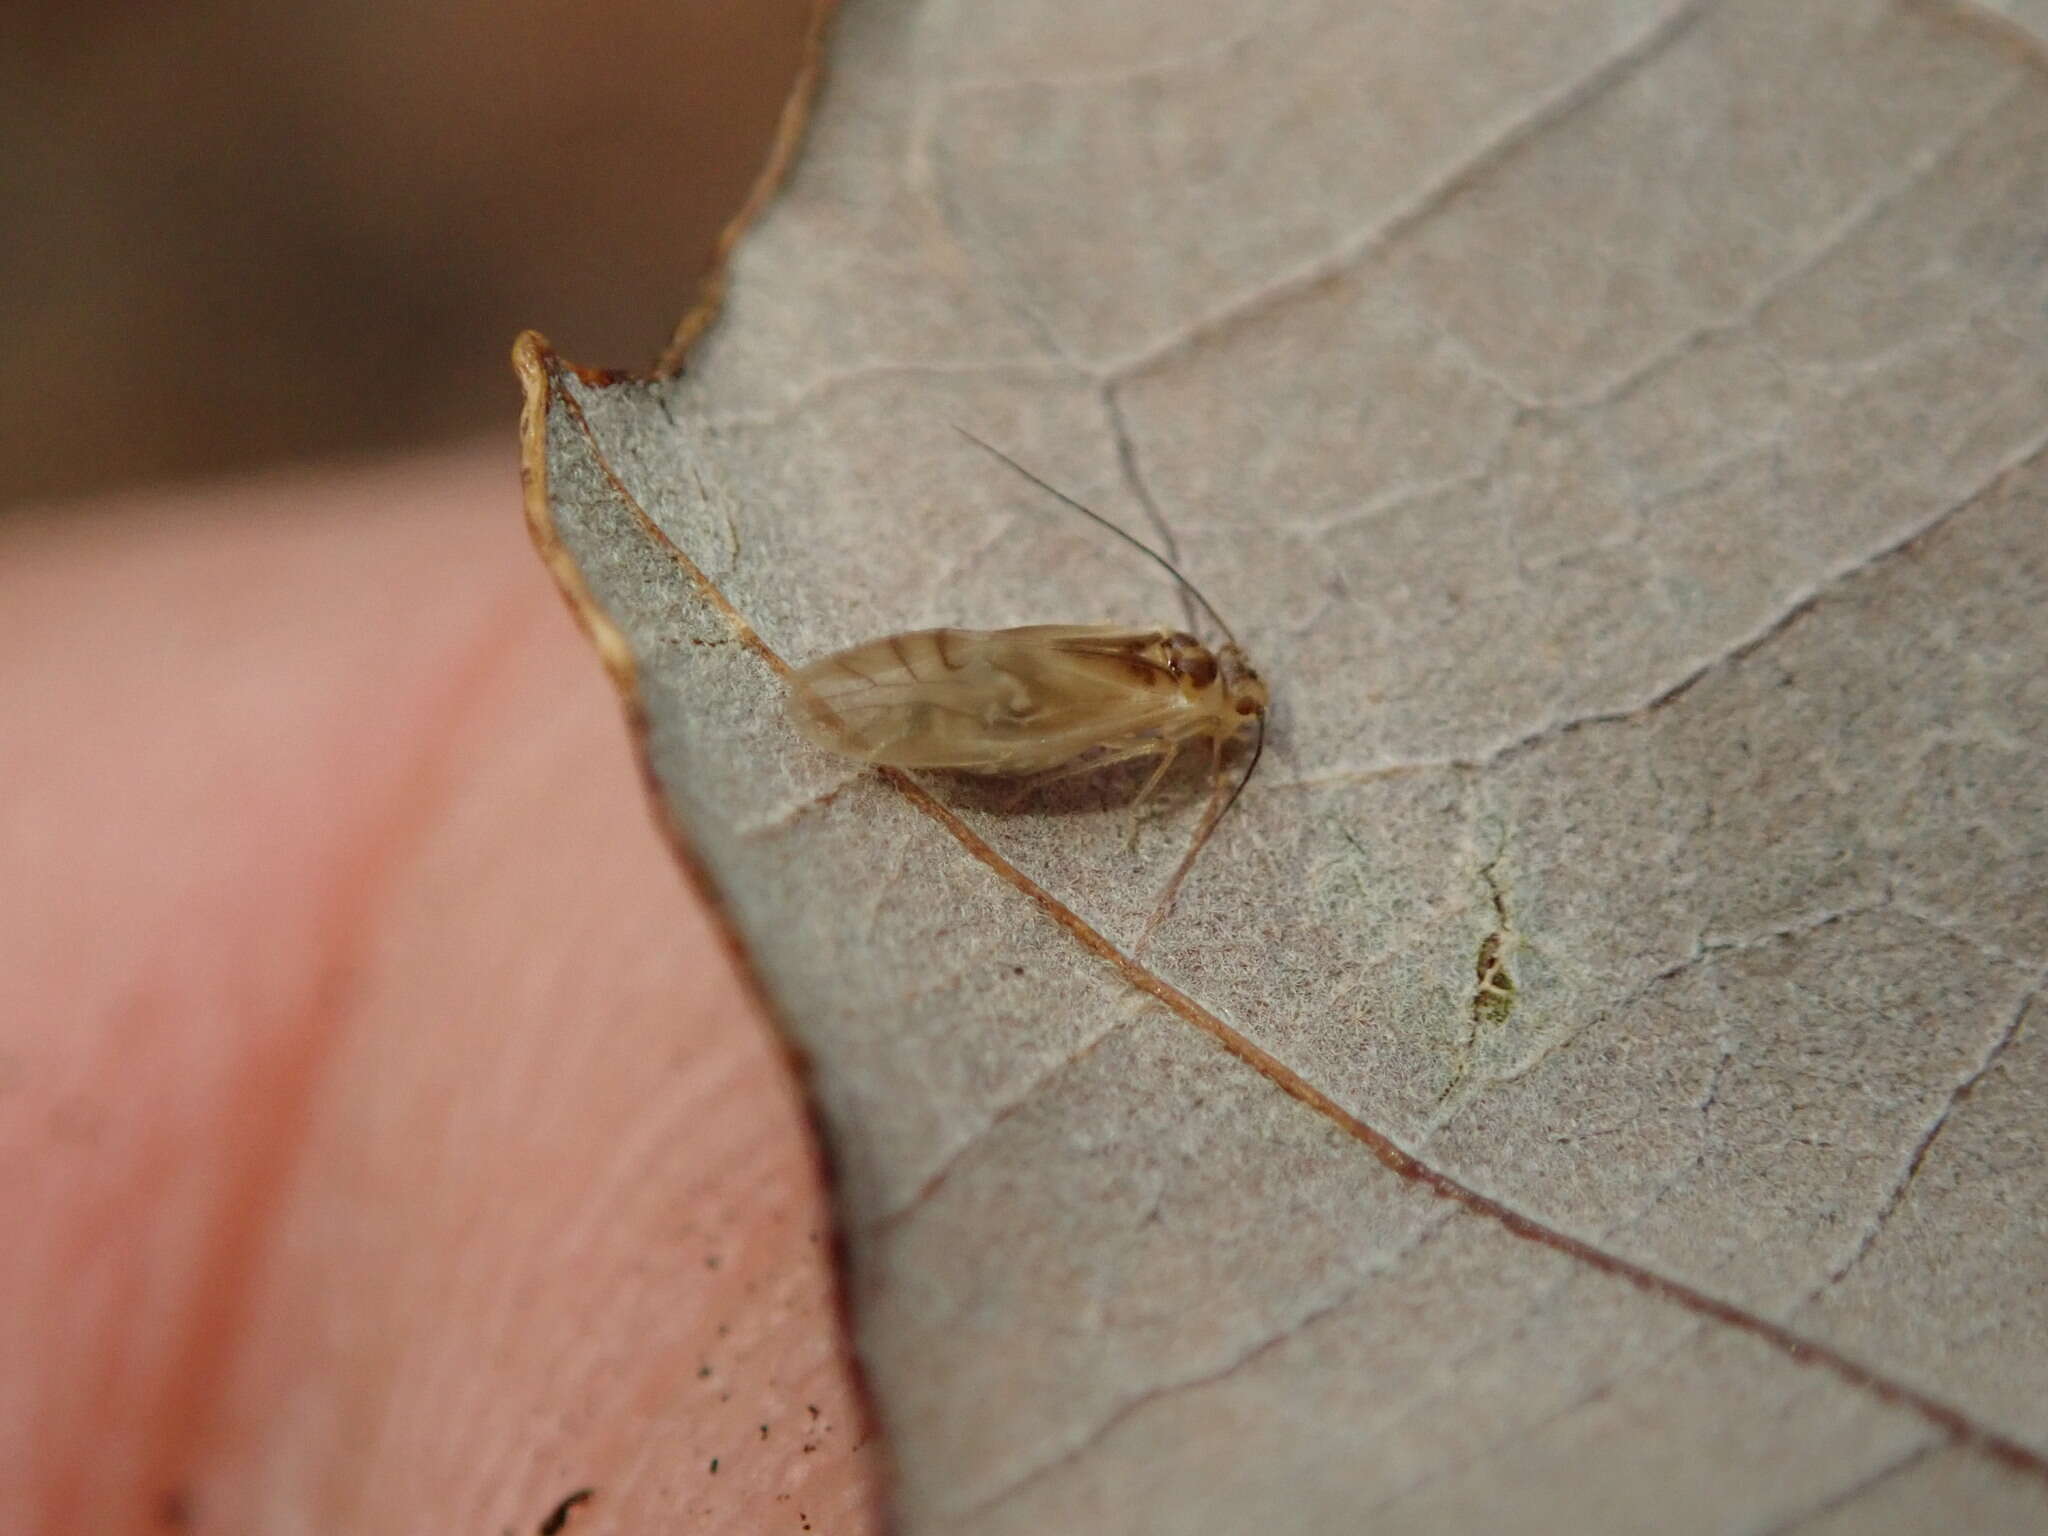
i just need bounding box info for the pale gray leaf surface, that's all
[523,0,2048,1529]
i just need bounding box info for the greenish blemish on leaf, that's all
[1473,930,1517,1024]
[1471,846,1518,1027]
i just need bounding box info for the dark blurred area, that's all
[0,0,811,511]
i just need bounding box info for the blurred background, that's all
[1,0,813,511]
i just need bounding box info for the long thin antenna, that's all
[958,425,1269,945]
[1216,706,1265,831]
[953,426,1241,650]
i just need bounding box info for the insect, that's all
[786,430,1268,859]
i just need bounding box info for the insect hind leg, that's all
[1124,742,1183,850]
[999,739,1176,818]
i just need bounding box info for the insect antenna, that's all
[956,426,1271,945]
[1215,705,1265,831]
[952,427,1242,651]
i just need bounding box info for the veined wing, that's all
[787,625,1194,772]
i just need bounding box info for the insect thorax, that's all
[1159,631,1266,731]
[1163,631,1219,691]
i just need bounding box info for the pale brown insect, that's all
[787,432,1268,866]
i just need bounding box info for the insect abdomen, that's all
[788,628,1029,766]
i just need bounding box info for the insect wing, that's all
[787,625,1187,771]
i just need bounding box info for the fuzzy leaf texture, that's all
[519,0,2048,1529]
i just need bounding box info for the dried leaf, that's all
[519,0,2048,1528]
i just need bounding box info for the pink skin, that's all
[1,444,882,1534]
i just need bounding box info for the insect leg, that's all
[1000,739,1174,813]
[1125,742,1182,850]
[1134,733,1231,955]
